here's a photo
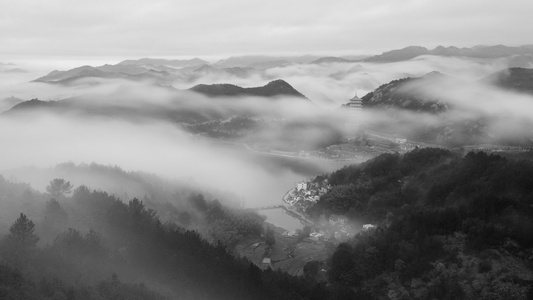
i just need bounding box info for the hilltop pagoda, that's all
[345,94,362,111]
[343,93,363,138]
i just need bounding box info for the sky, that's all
[1,0,533,63]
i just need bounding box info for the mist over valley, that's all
[2,1,533,298]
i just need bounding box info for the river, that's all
[258,208,304,232]
[208,139,363,230]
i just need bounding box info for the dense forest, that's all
[0,172,352,299]
[2,148,533,299]
[308,148,533,299]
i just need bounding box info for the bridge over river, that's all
[251,205,285,211]
[250,205,313,227]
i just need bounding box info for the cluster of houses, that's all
[285,179,331,207]
[306,215,377,242]
[309,216,377,242]
[280,178,380,243]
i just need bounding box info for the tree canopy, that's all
[46,178,73,198]
[8,213,39,249]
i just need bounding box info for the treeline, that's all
[312,148,533,299]
[308,147,455,220]
[188,193,264,247]
[0,178,353,299]
[0,262,164,300]
[188,115,344,151]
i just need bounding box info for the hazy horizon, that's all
[3,0,533,64]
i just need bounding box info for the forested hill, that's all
[0,174,352,299]
[360,72,450,114]
[309,147,533,299]
[361,68,533,114]
[189,79,308,99]
[483,67,533,94]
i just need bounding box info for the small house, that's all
[363,224,376,231]
[262,257,272,268]
[296,181,308,191]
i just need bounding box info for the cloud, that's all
[1,0,532,58]
[2,54,532,210]
[0,79,346,207]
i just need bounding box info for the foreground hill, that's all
[189,79,308,99]
[308,148,533,299]
[0,170,348,299]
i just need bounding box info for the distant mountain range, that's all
[189,79,307,99]
[30,45,533,87]
[310,57,355,64]
[363,45,533,64]
[30,56,350,86]
[117,57,208,68]
[32,62,258,86]
[212,55,319,68]
[189,64,256,79]
[33,65,175,85]
[2,68,28,73]
[0,96,23,112]
[0,62,27,73]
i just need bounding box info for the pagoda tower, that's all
[346,94,362,111]
[343,93,363,138]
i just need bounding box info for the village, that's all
[236,178,378,277]
[283,178,375,241]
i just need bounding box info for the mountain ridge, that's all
[364,45,533,62]
[189,79,308,99]
[117,57,208,68]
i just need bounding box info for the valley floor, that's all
[235,226,333,276]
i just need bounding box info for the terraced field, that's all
[235,227,334,276]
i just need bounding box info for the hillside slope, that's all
[361,71,449,113]
[309,148,533,299]
[483,67,533,94]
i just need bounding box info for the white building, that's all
[262,257,271,264]
[296,181,308,191]
[363,224,376,231]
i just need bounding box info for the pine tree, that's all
[46,178,73,198]
[8,213,39,249]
